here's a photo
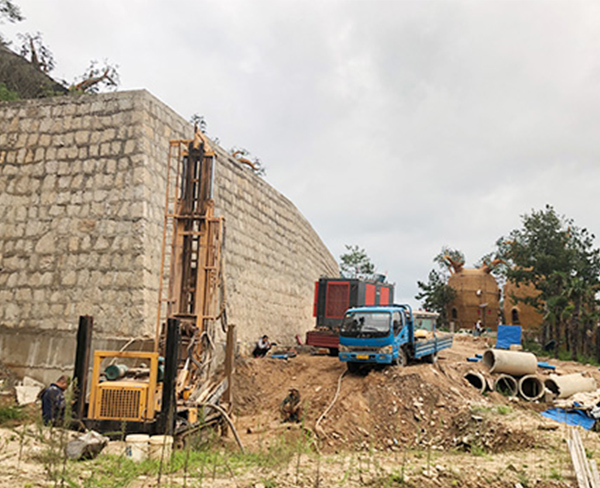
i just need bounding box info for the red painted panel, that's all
[380,287,390,305]
[325,282,350,318]
[365,284,376,306]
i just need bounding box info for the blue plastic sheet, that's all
[496,325,522,349]
[540,408,596,430]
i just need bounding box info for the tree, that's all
[70,60,119,93]
[339,245,375,279]
[497,205,600,360]
[190,113,207,133]
[0,0,23,23]
[434,246,465,274]
[17,32,55,73]
[415,270,456,327]
[229,147,266,177]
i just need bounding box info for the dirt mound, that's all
[233,337,532,453]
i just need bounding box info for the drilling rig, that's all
[73,128,226,436]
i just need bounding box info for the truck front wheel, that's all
[346,361,362,374]
[393,349,407,367]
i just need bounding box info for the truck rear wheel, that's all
[328,348,339,357]
[425,351,438,364]
[393,349,407,367]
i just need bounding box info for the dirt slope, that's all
[233,336,544,453]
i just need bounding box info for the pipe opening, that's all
[464,372,486,393]
[494,375,518,397]
[519,375,544,401]
[544,378,560,396]
[482,350,495,370]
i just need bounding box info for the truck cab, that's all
[338,305,452,372]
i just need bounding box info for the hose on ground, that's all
[196,402,244,453]
[315,369,347,436]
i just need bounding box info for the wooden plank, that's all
[574,429,593,488]
[590,459,600,488]
[568,438,588,488]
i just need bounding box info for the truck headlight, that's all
[339,345,349,353]
[378,345,393,355]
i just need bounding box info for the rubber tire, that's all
[425,351,438,364]
[346,361,362,374]
[328,348,339,357]
[393,348,407,367]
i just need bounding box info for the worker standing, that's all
[40,375,68,425]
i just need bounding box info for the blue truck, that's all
[338,305,453,372]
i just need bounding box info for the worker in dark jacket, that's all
[280,387,302,422]
[40,375,68,425]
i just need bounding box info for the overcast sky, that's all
[4,0,600,306]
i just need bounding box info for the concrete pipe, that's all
[464,371,488,394]
[518,375,545,402]
[544,373,597,399]
[493,374,518,397]
[482,349,537,376]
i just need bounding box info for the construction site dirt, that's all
[3,335,600,487]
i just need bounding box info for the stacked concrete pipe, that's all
[464,371,489,394]
[482,349,541,400]
[493,374,518,397]
[482,349,537,375]
[544,373,597,399]
[518,375,545,402]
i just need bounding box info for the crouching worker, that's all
[280,387,302,423]
[40,375,68,426]
[252,335,274,358]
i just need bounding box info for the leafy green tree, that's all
[497,205,600,360]
[339,245,375,279]
[415,270,456,327]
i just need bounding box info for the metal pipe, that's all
[482,349,537,376]
[544,373,597,399]
[73,315,93,420]
[159,318,181,435]
[493,374,518,397]
[518,375,545,402]
[464,371,488,394]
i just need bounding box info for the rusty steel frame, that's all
[155,129,224,388]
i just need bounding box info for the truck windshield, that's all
[340,312,391,338]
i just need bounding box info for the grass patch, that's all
[0,82,19,101]
[496,405,512,415]
[0,405,26,425]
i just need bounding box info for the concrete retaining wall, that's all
[0,90,338,382]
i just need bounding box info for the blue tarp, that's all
[496,325,522,349]
[540,408,596,430]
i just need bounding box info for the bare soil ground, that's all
[2,336,600,487]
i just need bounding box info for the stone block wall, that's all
[0,90,338,383]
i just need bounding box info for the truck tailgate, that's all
[306,330,339,348]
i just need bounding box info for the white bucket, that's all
[125,434,149,462]
[149,435,174,461]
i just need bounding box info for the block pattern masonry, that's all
[0,90,338,383]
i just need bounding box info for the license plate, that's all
[356,354,368,360]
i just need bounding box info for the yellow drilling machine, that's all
[72,128,225,436]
